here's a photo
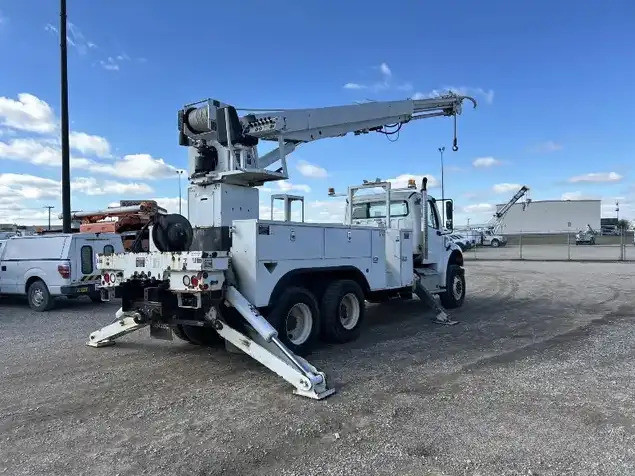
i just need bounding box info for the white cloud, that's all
[89,153,177,179]
[70,131,111,157]
[492,183,522,194]
[71,177,153,196]
[152,197,187,215]
[415,86,495,105]
[0,173,59,201]
[343,63,393,93]
[561,191,598,201]
[100,57,120,71]
[0,138,176,179]
[305,198,346,223]
[386,173,438,189]
[534,140,563,153]
[0,93,56,134]
[45,22,97,55]
[568,172,623,183]
[0,138,61,165]
[473,157,501,168]
[0,141,175,179]
[463,203,495,213]
[296,160,327,178]
[343,82,365,90]
[277,181,311,193]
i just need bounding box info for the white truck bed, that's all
[231,219,413,307]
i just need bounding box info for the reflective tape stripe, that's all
[80,275,100,282]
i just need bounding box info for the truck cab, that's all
[345,182,463,267]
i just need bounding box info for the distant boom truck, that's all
[88,93,477,399]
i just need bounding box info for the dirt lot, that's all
[1,261,634,476]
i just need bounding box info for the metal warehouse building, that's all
[497,200,601,234]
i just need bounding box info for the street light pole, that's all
[616,200,620,221]
[176,170,183,215]
[60,0,71,233]
[438,146,445,229]
[44,206,55,231]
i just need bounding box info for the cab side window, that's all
[81,245,93,274]
[427,200,439,229]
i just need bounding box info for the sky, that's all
[0,0,633,227]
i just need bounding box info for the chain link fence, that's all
[463,230,634,262]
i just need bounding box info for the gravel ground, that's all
[1,261,634,476]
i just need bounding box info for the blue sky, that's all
[0,0,633,226]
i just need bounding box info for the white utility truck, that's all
[88,93,476,399]
[0,233,124,310]
[479,185,530,247]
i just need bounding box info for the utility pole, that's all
[616,200,620,221]
[44,206,55,231]
[176,170,184,215]
[60,0,71,233]
[438,146,445,229]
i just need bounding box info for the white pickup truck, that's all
[0,233,124,311]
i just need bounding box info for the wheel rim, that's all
[339,293,360,330]
[285,303,313,345]
[32,288,44,306]
[452,276,463,300]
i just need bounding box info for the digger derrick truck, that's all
[88,93,477,399]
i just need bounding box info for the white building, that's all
[497,199,601,234]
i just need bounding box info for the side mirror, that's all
[445,200,454,231]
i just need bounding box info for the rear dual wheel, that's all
[268,287,320,356]
[320,280,365,343]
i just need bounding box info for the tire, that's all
[490,239,500,248]
[320,280,365,343]
[89,292,103,303]
[27,280,54,312]
[181,325,222,346]
[172,324,192,343]
[439,264,465,309]
[268,287,320,356]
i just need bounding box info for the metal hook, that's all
[452,114,459,151]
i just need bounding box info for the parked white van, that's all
[0,233,124,311]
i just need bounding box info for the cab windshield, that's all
[351,201,409,219]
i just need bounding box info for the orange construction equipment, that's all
[67,201,167,250]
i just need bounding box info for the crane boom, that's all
[487,185,530,231]
[178,93,476,186]
[495,186,530,219]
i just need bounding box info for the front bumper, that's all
[60,283,97,296]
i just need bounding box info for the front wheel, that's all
[268,287,320,356]
[321,280,365,343]
[439,264,466,309]
[490,239,500,248]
